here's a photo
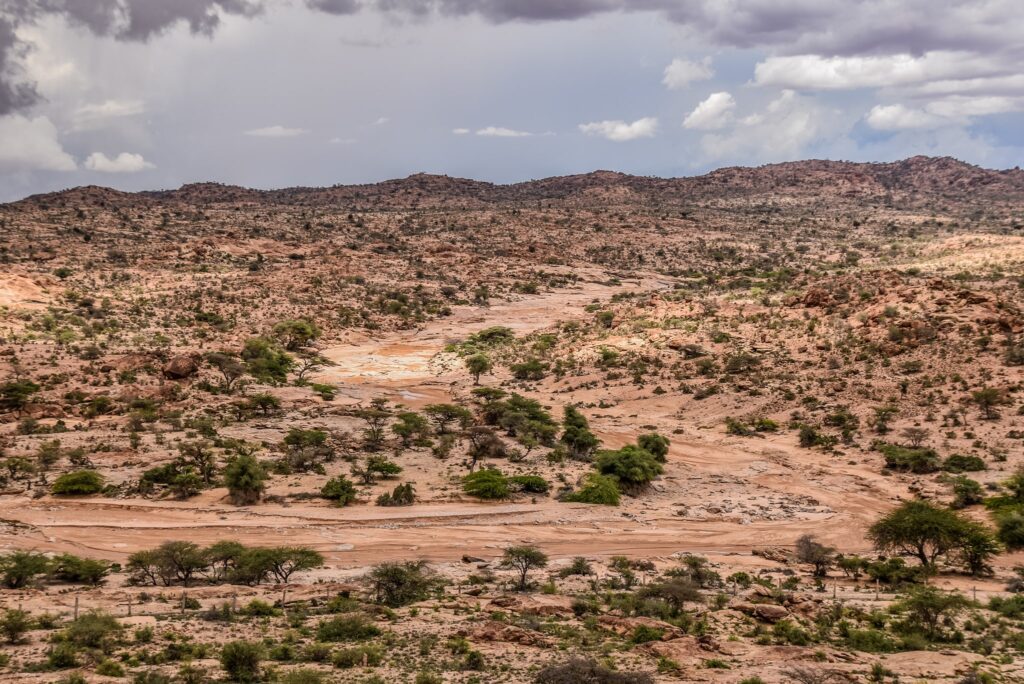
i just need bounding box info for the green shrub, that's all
[878,444,940,473]
[52,470,104,495]
[565,473,620,505]
[332,644,383,668]
[321,476,357,506]
[97,659,126,676]
[462,469,510,500]
[316,614,381,642]
[595,445,662,491]
[943,454,986,473]
[508,474,550,494]
[220,640,263,683]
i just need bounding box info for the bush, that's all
[49,553,110,585]
[943,454,986,473]
[220,641,264,682]
[64,610,122,651]
[997,509,1024,550]
[97,659,126,677]
[535,658,653,683]
[0,608,31,643]
[223,454,267,505]
[0,550,50,588]
[321,476,358,506]
[52,470,104,495]
[565,473,621,505]
[508,474,550,494]
[368,561,436,607]
[332,644,383,668]
[637,433,670,461]
[241,337,294,384]
[462,469,510,500]
[48,642,79,669]
[878,444,940,473]
[595,445,662,491]
[316,614,381,642]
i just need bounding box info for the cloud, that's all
[452,128,470,134]
[72,98,145,130]
[696,90,838,164]
[864,104,946,131]
[578,117,657,142]
[662,57,713,90]
[753,51,1007,91]
[0,114,76,172]
[683,92,735,130]
[372,116,389,125]
[329,136,356,144]
[84,151,154,172]
[476,126,531,137]
[244,125,307,137]
[0,1,263,116]
[306,0,360,14]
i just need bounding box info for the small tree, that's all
[224,454,267,505]
[241,337,294,385]
[220,640,264,683]
[272,318,321,351]
[900,427,929,448]
[501,545,548,591]
[265,547,324,583]
[794,534,835,577]
[871,405,898,434]
[971,387,1002,420]
[892,585,969,641]
[0,380,40,416]
[867,500,969,567]
[0,608,31,643]
[464,353,492,385]
[560,406,600,461]
[0,550,50,588]
[368,561,435,607]
[424,403,473,434]
[206,352,246,392]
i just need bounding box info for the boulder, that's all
[163,355,199,379]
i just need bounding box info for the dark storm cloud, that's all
[0,0,262,114]
[2,0,1022,117]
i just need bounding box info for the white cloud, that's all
[244,125,307,137]
[0,115,76,172]
[754,51,1006,91]
[925,95,1023,118]
[72,99,145,130]
[697,90,838,164]
[476,126,532,137]
[578,117,658,142]
[865,96,1024,131]
[682,92,735,130]
[452,128,470,135]
[372,117,389,125]
[865,104,946,131]
[329,137,356,144]
[662,57,713,90]
[84,152,155,173]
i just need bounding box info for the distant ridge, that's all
[7,156,1024,210]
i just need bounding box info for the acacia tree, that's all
[501,545,548,591]
[206,352,246,392]
[464,353,492,385]
[867,500,971,567]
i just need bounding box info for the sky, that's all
[0,1,1023,201]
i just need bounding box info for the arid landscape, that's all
[3,156,1024,683]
